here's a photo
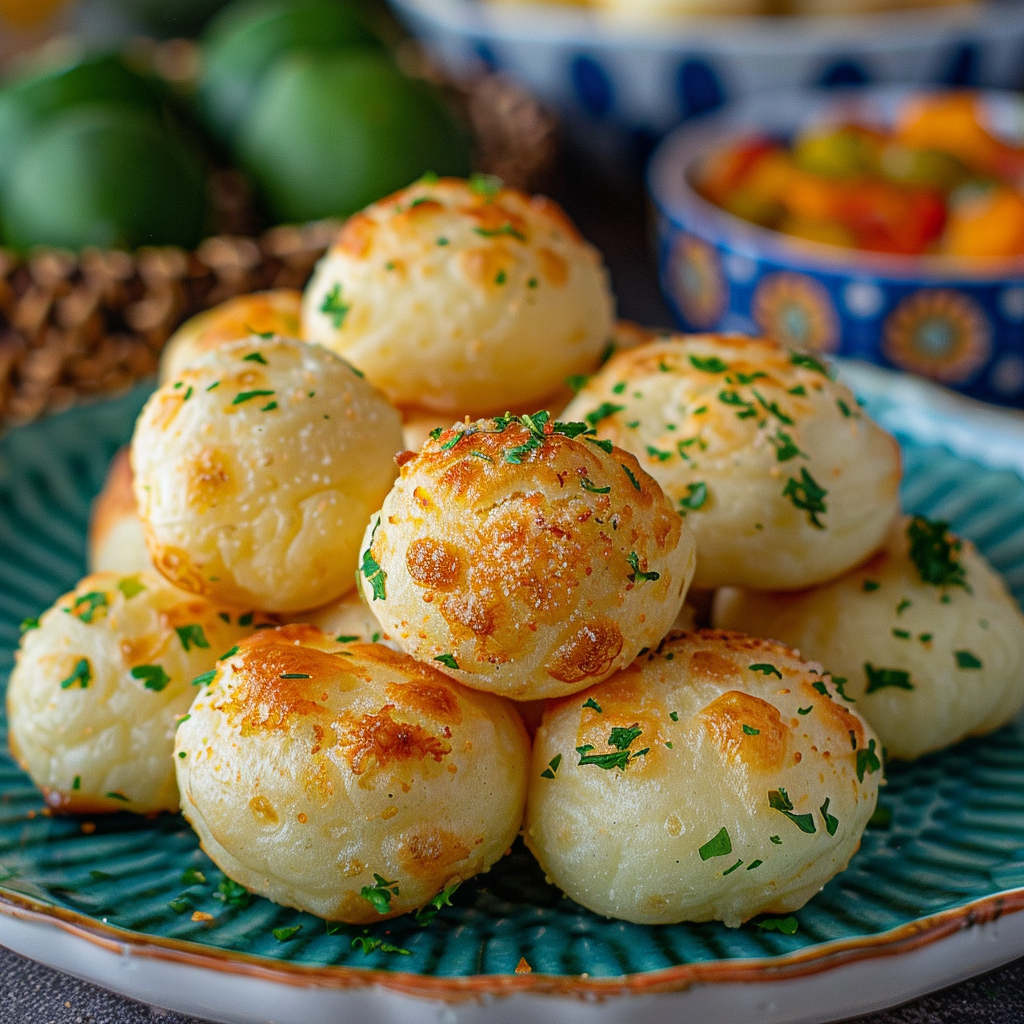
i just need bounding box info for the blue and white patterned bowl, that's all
[648,86,1024,408]
[389,0,1024,163]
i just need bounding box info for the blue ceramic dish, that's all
[648,86,1024,408]
[390,0,1024,164]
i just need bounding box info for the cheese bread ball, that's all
[175,625,529,922]
[302,176,615,416]
[88,447,151,575]
[714,516,1024,760]
[562,335,902,590]
[7,571,254,814]
[525,630,881,926]
[359,413,696,700]
[132,335,403,613]
[159,290,303,383]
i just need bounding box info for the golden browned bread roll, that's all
[302,176,615,416]
[132,335,403,613]
[159,290,303,383]
[87,447,151,575]
[562,335,902,590]
[714,516,1024,760]
[358,412,696,699]
[8,571,256,814]
[175,625,530,921]
[525,630,881,926]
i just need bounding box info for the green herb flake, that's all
[540,754,562,780]
[585,402,625,427]
[434,654,460,671]
[747,859,763,870]
[906,516,969,590]
[586,437,613,454]
[320,283,350,328]
[783,468,828,528]
[689,354,730,374]
[622,464,642,491]
[856,739,881,783]
[19,616,39,633]
[582,698,603,713]
[790,352,830,376]
[679,482,708,511]
[72,775,81,790]
[752,389,794,425]
[820,797,839,836]
[722,858,744,876]
[192,670,216,688]
[769,430,804,462]
[131,664,171,692]
[646,445,672,462]
[798,706,812,715]
[627,551,660,584]
[360,873,400,914]
[117,577,146,599]
[474,223,527,241]
[181,868,206,885]
[72,591,108,623]
[105,791,129,802]
[273,925,302,942]
[351,937,410,956]
[749,663,782,678]
[469,172,503,198]
[837,398,854,418]
[261,401,278,411]
[565,374,589,394]
[214,878,251,908]
[920,633,933,643]
[207,381,220,391]
[168,895,191,913]
[768,788,816,833]
[742,724,761,735]
[60,658,91,690]
[770,835,782,845]
[361,520,387,601]
[231,389,275,406]
[698,826,733,861]
[864,663,913,693]
[955,650,983,670]
[756,916,799,935]
[669,711,679,721]
[495,269,507,285]
[580,477,611,494]
[415,881,461,926]
[280,672,311,679]
[576,723,646,771]
[892,628,911,640]
[788,384,807,396]
[238,612,254,627]
[243,352,268,364]
[175,624,209,652]
[862,580,880,592]
[527,277,538,288]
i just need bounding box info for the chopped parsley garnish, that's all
[586,437,613,454]
[434,654,459,670]
[105,791,130,802]
[60,658,91,690]
[742,724,760,736]
[474,223,526,241]
[768,788,816,833]
[857,739,881,783]
[679,482,708,511]
[864,663,913,693]
[747,860,763,871]
[72,591,108,623]
[698,827,732,861]
[495,270,507,285]
[351,937,410,956]
[439,431,464,451]
[689,354,729,373]
[181,868,206,885]
[906,516,969,590]
[790,352,830,376]
[752,389,793,425]
[798,706,812,715]
[336,635,359,644]
[788,384,807,396]
[612,381,627,394]
[361,519,387,601]
[131,664,171,692]
[168,895,191,913]
[749,663,781,678]
[261,401,278,411]
[280,673,311,679]
[117,577,145,599]
[783,468,828,528]
[192,669,216,688]
[756,916,799,935]
[320,283,350,328]
[621,464,642,491]
[892,629,910,639]
[769,430,803,462]
[770,835,782,845]
[837,398,853,418]
[582,698,603,713]
[831,676,855,702]
[627,551,660,584]
[722,859,743,876]
[273,925,302,942]
[896,598,912,615]
[955,650,983,669]
[19,616,39,633]
[576,724,648,771]
[820,797,839,836]
[862,580,880,592]
[415,881,461,926]
[540,754,562,780]
[734,371,767,384]
[214,878,251,907]
[565,374,589,394]
[221,646,239,660]
[580,477,610,494]
[646,445,672,462]
[231,389,275,405]
[243,352,268,364]
[206,381,220,392]
[238,612,254,626]
[360,873,400,914]
[812,681,830,698]
[175,624,209,652]
[585,402,625,427]
[72,776,81,790]
[468,450,493,463]
[718,389,758,419]
[469,172,502,198]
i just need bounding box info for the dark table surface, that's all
[3,154,1023,1024]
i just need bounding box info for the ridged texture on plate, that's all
[1,383,1024,976]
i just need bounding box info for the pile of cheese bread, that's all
[9,173,1024,930]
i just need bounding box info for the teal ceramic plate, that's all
[1,363,1024,1024]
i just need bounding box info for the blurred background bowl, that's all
[647,85,1024,407]
[389,0,1024,171]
